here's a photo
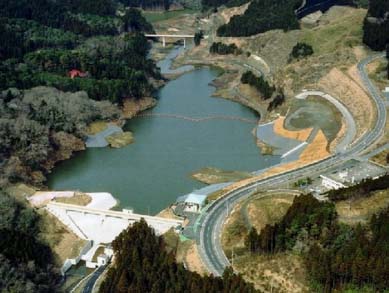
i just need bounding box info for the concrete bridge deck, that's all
[47,202,183,243]
[145,34,195,47]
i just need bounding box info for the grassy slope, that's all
[143,9,197,24]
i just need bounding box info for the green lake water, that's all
[47,67,281,214]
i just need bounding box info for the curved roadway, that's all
[196,53,387,276]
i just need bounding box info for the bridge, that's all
[145,34,195,48]
[47,202,183,243]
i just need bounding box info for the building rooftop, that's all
[177,193,207,205]
[324,160,386,186]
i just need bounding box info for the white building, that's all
[176,193,207,213]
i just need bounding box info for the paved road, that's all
[82,265,107,293]
[196,53,387,276]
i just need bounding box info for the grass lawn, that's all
[55,192,92,206]
[300,7,366,56]
[143,9,197,24]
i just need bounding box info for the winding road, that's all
[196,53,387,276]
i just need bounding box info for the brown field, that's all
[55,192,92,206]
[273,116,313,142]
[40,211,87,265]
[235,253,309,293]
[336,189,389,225]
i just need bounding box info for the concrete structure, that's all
[46,202,184,243]
[319,160,387,191]
[176,193,207,212]
[97,254,109,267]
[29,191,117,209]
[320,175,346,190]
[145,34,194,48]
[60,240,93,275]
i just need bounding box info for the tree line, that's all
[100,219,257,293]
[209,42,242,55]
[217,0,302,37]
[327,173,389,201]
[362,0,389,50]
[241,71,275,100]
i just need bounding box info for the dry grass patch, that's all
[87,121,108,135]
[336,189,389,225]
[40,211,87,265]
[299,129,330,161]
[273,116,312,142]
[106,131,134,148]
[247,194,296,232]
[222,193,296,253]
[222,201,247,250]
[370,150,389,167]
[234,253,309,293]
[220,3,249,23]
[122,97,157,119]
[318,67,374,139]
[55,192,92,206]
[191,167,252,184]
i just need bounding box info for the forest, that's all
[0,2,162,289]
[0,4,159,103]
[0,190,60,292]
[241,71,275,100]
[100,219,257,292]
[246,182,389,292]
[362,0,389,50]
[217,0,302,37]
[209,42,242,55]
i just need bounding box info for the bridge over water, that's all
[145,34,195,48]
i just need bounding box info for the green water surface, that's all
[47,67,281,214]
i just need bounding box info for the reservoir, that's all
[48,65,281,214]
